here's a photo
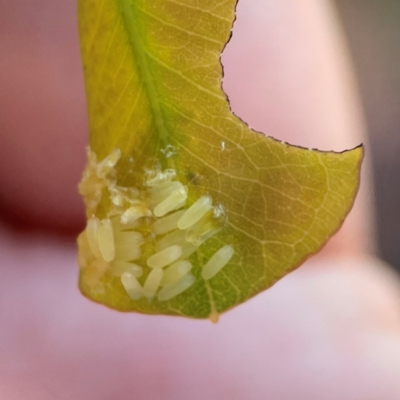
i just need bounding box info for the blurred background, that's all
[335,0,400,272]
[1,1,400,399]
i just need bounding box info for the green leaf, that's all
[77,0,363,321]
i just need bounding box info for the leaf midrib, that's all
[116,0,217,316]
[117,0,169,149]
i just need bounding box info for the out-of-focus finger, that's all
[223,0,373,258]
[0,0,87,233]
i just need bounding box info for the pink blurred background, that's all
[0,0,400,399]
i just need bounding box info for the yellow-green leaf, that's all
[77,0,363,321]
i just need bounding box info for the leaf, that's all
[77,0,363,321]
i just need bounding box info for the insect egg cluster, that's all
[77,149,234,302]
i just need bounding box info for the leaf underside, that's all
[77,0,363,320]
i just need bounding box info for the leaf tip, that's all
[209,311,220,324]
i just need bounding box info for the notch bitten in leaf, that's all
[77,0,363,321]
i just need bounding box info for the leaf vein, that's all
[85,0,108,53]
[135,5,223,45]
[145,50,225,100]
[165,0,232,23]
